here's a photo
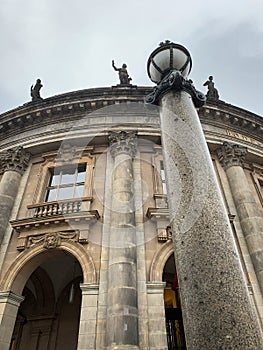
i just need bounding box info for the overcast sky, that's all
[1,0,263,116]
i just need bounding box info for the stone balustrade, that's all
[27,197,93,218]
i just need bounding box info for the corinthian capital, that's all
[216,142,247,170]
[108,131,137,159]
[0,146,31,175]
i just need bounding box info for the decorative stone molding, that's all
[0,291,24,307]
[216,141,247,170]
[17,231,80,251]
[149,241,174,282]
[1,240,97,294]
[158,226,172,242]
[79,283,99,294]
[146,207,170,221]
[56,143,79,163]
[0,146,31,175]
[11,205,99,236]
[0,87,153,140]
[146,282,166,294]
[108,131,137,159]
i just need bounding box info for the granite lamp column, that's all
[0,147,31,245]
[217,142,263,294]
[106,131,139,350]
[145,41,263,349]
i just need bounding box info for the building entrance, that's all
[163,253,186,350]
[9,251,83,350]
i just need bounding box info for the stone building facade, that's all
[0,85,262,349]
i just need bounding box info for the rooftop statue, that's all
[203,76,219,101]
[30,79,43,102]
[112,60,132,85]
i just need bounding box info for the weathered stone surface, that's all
[160,90,263,349]
[0,171,22,245]
[216,145,263,295]
[106,132,139,349]
[0,146,30,175]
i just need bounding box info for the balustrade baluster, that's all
[42,205,48,216]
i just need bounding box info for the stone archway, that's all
[149,240,174,282]
[1,240,96,295]
[0,241,97,350]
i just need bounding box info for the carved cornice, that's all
[216,142,248,170]
[10,209,100,234]
[0,87,153,140]
[0,87,262,151]
[199,103,263,142]
[108,131,137,159]
[146,207,170,220]
[0,146,31,175]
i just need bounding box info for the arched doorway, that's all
[9,250,83,350]
[163,253,186,350]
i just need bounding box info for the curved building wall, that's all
[0,86,262,349]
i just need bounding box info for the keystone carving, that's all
[108,131,137,159]
[0,146,31,175]
[216,142,247,170]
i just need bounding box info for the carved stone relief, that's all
[216,141,247,170]
[0,146,31,175]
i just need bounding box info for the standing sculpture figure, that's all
[112,60,132,85]
[30,79,43,102]
[203,75,219,101]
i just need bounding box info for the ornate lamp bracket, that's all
[145,70,206,108]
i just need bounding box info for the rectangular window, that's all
[160,160,167,195]
[45,164,86,201]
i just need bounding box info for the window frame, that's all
[45,164,87,202]
[31,150,95,205]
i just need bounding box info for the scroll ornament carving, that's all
[27,231,79,249]
[108,131,137,159]
[216,142,247,170]
[0,146,31,175]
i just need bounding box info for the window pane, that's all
[60,169,76,185]
[74,184,85,198]
[50,173,60,186]
[162,182,167,195]
[160,160,167,194]
[77,170,86,182]
[57,186,74,200]
[46,188,56,201]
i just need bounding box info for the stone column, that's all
[217,142,263,294]
[77,283,99,350]
[106,131,139,350]
[146,282,167,349]
[0,291,24,350]
[159,91,263,349]
[0,146,31,245]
